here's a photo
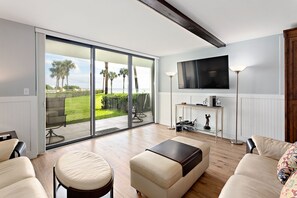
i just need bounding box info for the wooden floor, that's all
[32,124,246,198]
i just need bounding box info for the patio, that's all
[46,111,153,145]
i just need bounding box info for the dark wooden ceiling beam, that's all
[139,0,226,48]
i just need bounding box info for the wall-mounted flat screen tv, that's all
[177,55,229,89]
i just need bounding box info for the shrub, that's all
[63,85,80,90]
[101,93,150,112]
[101,93,128,111]
[46,84,54,90]
[95,89,104,94]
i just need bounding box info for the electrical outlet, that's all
[24,88,29,95]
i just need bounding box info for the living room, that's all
[0,0,297,197]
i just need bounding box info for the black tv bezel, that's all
[177,55,229,89]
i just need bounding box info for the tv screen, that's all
[177,55,229,89]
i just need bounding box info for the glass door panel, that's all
[131,57,154,127]
[94,49,129,135]
[45,38,91,146]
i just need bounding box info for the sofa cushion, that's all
[219,175,280,198]
[0,156,35,188]
[130,151,182,189]
[252,135,292,160]
[55,151,112,190]
[277,143,297,184]
[0,139,18,162]
[234,154,283,192]
[0,177,48,198]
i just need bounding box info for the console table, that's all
[175,104,224,140]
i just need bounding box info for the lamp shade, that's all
[165,71,177,77]
[229,66,247,72]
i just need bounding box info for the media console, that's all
[175,104,224,140]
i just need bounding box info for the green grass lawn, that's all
[65,94,127,125]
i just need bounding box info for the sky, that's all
[45,53,152,93]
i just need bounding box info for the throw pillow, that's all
[277,143,297,184]
[280,170,297,197]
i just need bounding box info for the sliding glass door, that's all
[45,38,91,146]
[94,49,129,135]
[131,56,154,127]
[45,36,155,148]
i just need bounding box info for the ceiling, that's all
[0,0,296,57]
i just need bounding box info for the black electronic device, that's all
[177,55,229,89]
[196,103,204,106]
[0,134,11,141]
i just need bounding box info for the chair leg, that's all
[132,108,143,123]
[110,186,113,198]
[46,129,65,145]
[132,113,143,123]
[53,167,56,198]
[138,112,147,118]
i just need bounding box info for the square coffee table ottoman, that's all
[130,136,210,198]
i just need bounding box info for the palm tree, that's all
[49,60,76,91]
[133,65,139,93]
[60,69,66,89]
[118,68,128,93]
[49,66,59,89]
[62,60,76,89]
[108,71,118,94]
[104,62,109,94]
[100,69,107,91]
[49,61,63,90]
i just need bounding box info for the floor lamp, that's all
[230,66,246,145]
[166,72,176,130]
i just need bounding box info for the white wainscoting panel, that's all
[158,93,284,141]
[241,96,284,140]
[0,96,38,158]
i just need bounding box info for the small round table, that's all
[53,151,113,198]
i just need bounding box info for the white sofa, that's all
[219,135,292,198]
[0,139,48,198]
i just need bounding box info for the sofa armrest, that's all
[10,141,26,158]
[0,139,19,162]
[252,135,292,160]
[246,138,256,153]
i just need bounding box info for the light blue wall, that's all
[159,34,284,95]
[0,18,36,96]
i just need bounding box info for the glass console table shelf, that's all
[175,104,224,141]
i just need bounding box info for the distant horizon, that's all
[45,53,152,93]
[45,87,151,94]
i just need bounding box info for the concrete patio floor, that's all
[46,111,153,146]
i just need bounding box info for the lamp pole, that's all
[169,75,174,129]
[231,71,243,144]
[230,66,246,145]
[166,72,176,130]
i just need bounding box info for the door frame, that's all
[284,27,297,142]
[38,32,157,151]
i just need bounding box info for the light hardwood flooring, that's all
[32,124,246,198]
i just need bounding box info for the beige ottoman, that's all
[130,136,210,198]
[53,151,113,198]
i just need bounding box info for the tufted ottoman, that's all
[130,136,210,198]
[53,151,113,198]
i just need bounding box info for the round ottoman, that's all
[53,151,113,198]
